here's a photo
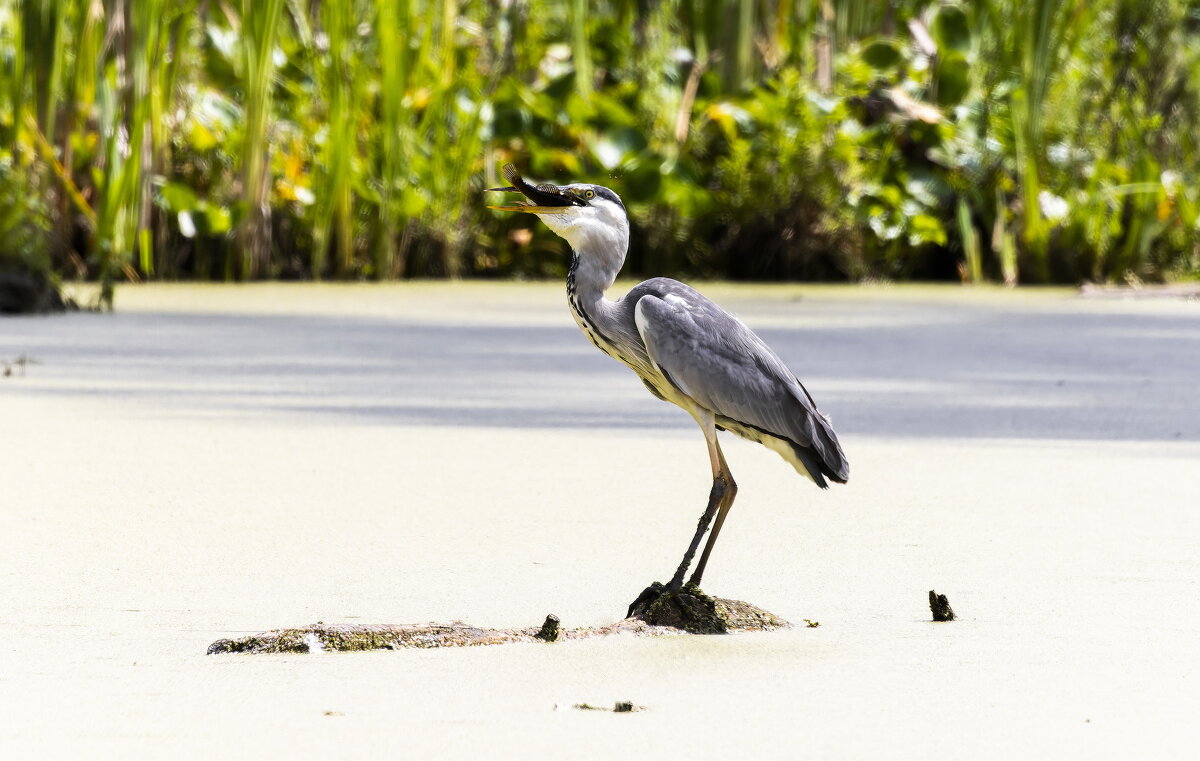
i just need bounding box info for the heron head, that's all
[487,164,629,265]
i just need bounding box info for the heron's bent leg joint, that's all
[687,464,738,589]
[708,473,729,503]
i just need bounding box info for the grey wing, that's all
[632,289,848,484]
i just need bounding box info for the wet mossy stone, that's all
[628,583,727,634]
[627,583,790,634]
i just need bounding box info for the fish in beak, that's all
[486,163,581,214]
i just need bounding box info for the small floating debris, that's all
[534,614,560,642]
[1,355,36,378]
[564,701,646,713]
[929,590,956,622]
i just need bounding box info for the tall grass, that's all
[311,0,367,278]
[373,0,411,279]
[238,0,285,280]
[1007,0,1089,279]
[2,0,1197,296]
[570,0,592,97]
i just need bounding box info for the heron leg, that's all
[687,440,737,588]
[664,411,726,592]
[665,472,726,591]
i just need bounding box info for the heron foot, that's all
[625,582,729,634]
[626,582,666,619]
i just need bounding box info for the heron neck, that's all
[560,215,626,295]
[571,248,618,294]
[567,251,623,330]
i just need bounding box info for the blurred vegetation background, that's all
[2,0,1199,308]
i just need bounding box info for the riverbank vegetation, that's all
[3,0,1197,307]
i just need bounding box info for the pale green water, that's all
[2,284,1198,758]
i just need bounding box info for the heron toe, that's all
[626,582,667,619]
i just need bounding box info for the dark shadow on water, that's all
[5,304,1198,442]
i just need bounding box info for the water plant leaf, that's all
[862,39,903,70]
[935,52,971,106]
[931,6,972,52]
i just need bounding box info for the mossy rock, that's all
[627,583,790,634]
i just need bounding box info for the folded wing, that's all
[632,287,848,485]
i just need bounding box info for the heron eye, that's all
[584,189,595,199]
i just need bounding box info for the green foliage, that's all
[931,6,971,52]
[0,150,51,278]
[862,40,903,70]
[1,0,1198,291]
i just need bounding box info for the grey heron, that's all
[487,163,848,606]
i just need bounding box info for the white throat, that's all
[538,200,629,298]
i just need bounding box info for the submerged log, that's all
[207,598,790,654]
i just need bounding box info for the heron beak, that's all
[485,163,577,214]
[486,201,572,214]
